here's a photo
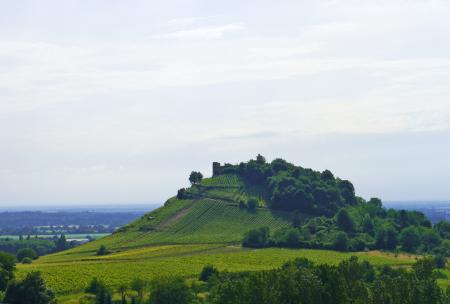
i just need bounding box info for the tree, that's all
[96,245,109,256]
[149,277,194,304]
[131,278,146,302]
[362,215,374,234]
[321,170,334,181]
[177,188,187,200]
[4,271,56,304]
[422,229,441,251]
[118,283,128,304]
[0,252,15,291]
[434,255,447,269]
[384,227,398,250]
[199,265,219,282]
[256,154,266,165]
[242,227,270,248]
[55,234,67,251]
[247,197,258,211]
[16,248,37,262]
[399,227,421,252]
[333,232,349,251]
[336,209,355,232]
[189,171,203,185]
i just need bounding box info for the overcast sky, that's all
[1,0,450,206]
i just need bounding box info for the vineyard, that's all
[18,244,418,297]
[14,173,449,302]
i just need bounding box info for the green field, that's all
[14,174,449,302]
[0,233,110,240]
[18,244,418,297]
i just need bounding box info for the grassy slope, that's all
[15,174,441,299]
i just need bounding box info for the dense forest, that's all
[211,155,449,256]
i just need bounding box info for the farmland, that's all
[17,244,418,297]
[14,173,450,302]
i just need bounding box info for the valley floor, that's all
[17,244,425,302]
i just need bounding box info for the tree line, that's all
[77,256,450,304]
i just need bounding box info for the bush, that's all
[149,277,194,304]
[334,232,349,251]
[434,255,447,269]
[247,197,258,211]
[16,248,37,262]
[96,245,110,256]
[4,271,56,304]
[21,257,32,264]
[400,227,421,252]
[242,227,270,248]
[199,265,219,282]
[177,188,187,199]
[336,209,355,232]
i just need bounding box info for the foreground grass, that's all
[18,244,418,298]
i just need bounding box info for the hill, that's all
[16,156,450,301]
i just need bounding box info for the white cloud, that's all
[152,24,244,40]
[1,0,450,204]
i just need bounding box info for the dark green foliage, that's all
[199,265,219,282]
[247,197,258,211]
[55,234,68,252]
[400,226,422,252]
[177,188,188,200]
[218,155,356,215]
[336,209,354,232]
[96,245,110,256]
[0,238,56,256]
[216,156,446,255]
[256,154,266,165]
[16,248,37,262]
[85,277,112,304]
[189,171,203,185]
[434,254,447,269]
[0,252,15,291]
[149,277,194,304]
[435,221,450,239]
[362,215,374,234]
[4,271,56,304]
[131,277,146,302]
[242,227,270,248]
[208,257,447,304]
[333,232,349,251]
[272,228,302,248]
[20,257,32,264]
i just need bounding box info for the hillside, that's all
[16,156,450,301]
[42,173,299,256]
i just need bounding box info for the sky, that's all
[0,0,450,206]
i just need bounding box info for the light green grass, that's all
[18,244,417,296]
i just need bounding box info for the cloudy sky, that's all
[1,0,450,206]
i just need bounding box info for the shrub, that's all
[21,257,32,264]
[199,265,219,282]
[242,227,270,248]
[400,227,421,252]
[16,248,37,262]
[96,245,110,256]
[247,197,258,211]
[4,271,56,304]
[336,209,355,232]
[149,277,194,304]
[334,231,349,251]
